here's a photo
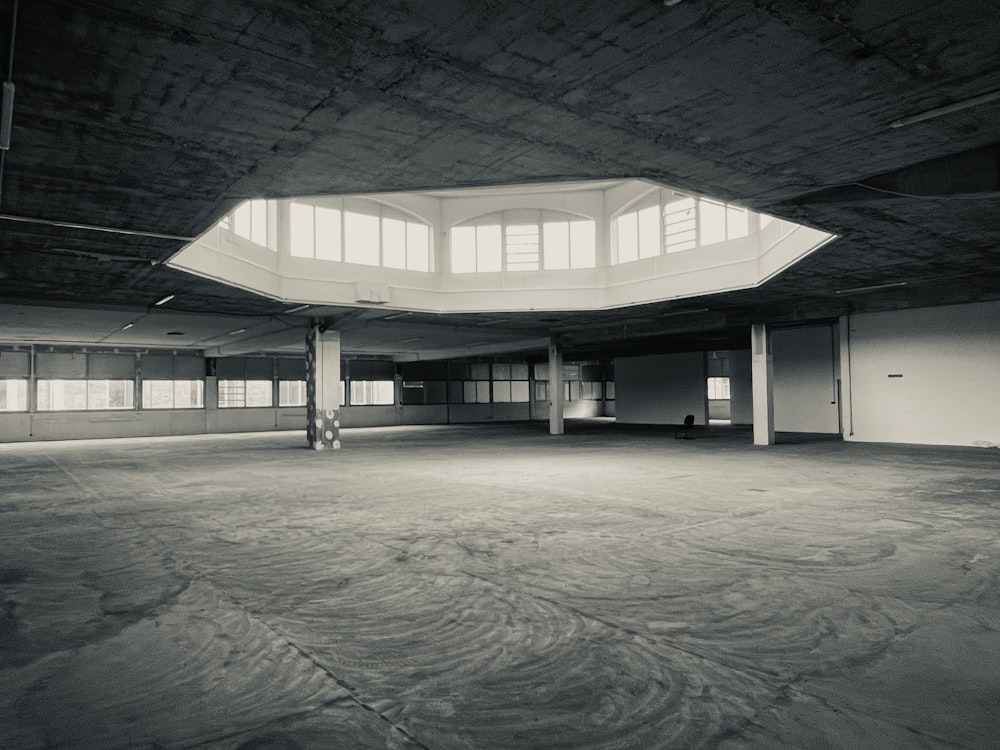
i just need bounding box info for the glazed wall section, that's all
[2,301,995,447]
[0,350,614,443]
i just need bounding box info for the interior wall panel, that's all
[614,352,706,425]
[846,301,1000,447]
[771,326,839,434]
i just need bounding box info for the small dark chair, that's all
[674,414,696,439]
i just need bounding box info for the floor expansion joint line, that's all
[47,469,437,750]
[42,452,99,498]
[276,634,436,750]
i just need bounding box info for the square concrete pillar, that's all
[549,337,564,436]
[751,323,775,446]
[306,324,342,450]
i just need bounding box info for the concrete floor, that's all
[0,422,998,749]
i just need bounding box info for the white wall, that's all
[614,352,706,425]
[771,325,840,434]
[845,301,1000,447]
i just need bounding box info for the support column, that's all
[751,322,775,446]
[838,315,853,439]
[548,337,564,435]
[306,323,342,450]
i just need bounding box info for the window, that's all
[613,190,762,263]
[230,200,276,249]
[278,380,307,407]
[453,210,596,273]
[290,202,342,261]
[0,379,27,411]
[614,194,660,263]
[698,198,728,247]
[218,379,273,408]
[707,377,731,400]
[350,380,394,406]
[344,209,381,266]
[580,381,603,400]
[334,199,431,271]
[534,381,548,402]
[542,218,596,270]
[463,380,490,404]
[142,380,204,409]
[451,223,502,273]
[698,199,749,248]
[37,379,134,411]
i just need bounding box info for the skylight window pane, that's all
[289,202,315,258]
[250,199,268,247]
[406,222,429,272]
[477,225,502,273]
[698,198,727,246]
[569,220,596,268]
[726,205,749,239]
[233,202,251,239]
[315,207,342,261]
[345,211,381,266]
[638,205,660,259]
[451,226,477,273]
[616,211,639,264]
[543,221,570,270]
[382,217,407,270]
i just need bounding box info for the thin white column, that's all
[548,337,564,435]
[838,315,853,439]
[751,322,775,446]
[307,323,342,450]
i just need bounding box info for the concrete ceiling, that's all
[1,1,998,359]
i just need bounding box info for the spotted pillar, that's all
[306,324,342,451]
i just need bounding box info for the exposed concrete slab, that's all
[0,424,997,748]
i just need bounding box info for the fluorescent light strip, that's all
[834,281,908,295]
[227,328,246,335]
[889,87,1000,129]
[121,322,134,330]
[661,307,709,318]
[154,294,175,306]
[284,304,311,314]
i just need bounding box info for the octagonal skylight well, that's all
[169,180,835,313]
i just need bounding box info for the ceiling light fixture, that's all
[121,323,133,330]
[661,307,710,317]
[0,0,16,152]
[0,213,195,241]
[166,331,185,336]
[154,294,175,306]
[284,304,311,314]
[227,328,246,335]
[834,281,908,295]
[889,87,1000,128]
[0,81,13,151]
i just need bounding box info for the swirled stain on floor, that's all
[0,423,997,749]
